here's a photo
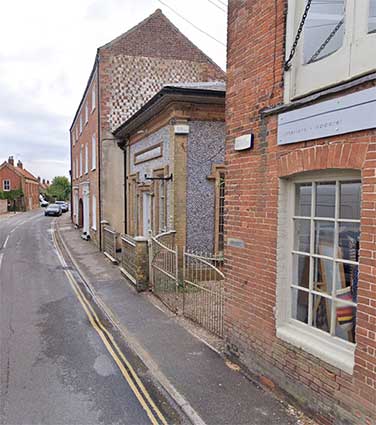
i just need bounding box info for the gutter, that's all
[96,53,103,251]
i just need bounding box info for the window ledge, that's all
[277,321,355,375]
[91,167,96,172]
[91,226,97,231]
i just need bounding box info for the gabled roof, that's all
[70,9,225,130]
[114,81,226,139]
[0,161,38,182]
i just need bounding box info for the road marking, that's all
[3,235,9,249]
[52,226,168,425]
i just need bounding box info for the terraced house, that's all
[225,1,376,424]
[70,9,225,247]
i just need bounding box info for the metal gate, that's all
[183,250,225,337]
[149,233,179,313]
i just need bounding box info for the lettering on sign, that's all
[134,142,163,165]
[278,86,376,145]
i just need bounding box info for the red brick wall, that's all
[0,165,22,193]
[225,1,376,424]
[71,72,99,245]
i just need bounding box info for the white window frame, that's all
[91,194,97,230]
[3,179,10,191]
[79,115,83,134]
[85,102,88,124]
[91,85,96,112]
[85,144,88,174]
[285,1,376,100]
[76,126,78,141]
[91,134,96,170]
[80,147,83,177]
[276,170,361,374]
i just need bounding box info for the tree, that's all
[46,176,71,201]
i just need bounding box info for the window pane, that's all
[316,182,336,218]
[292,254,310,289]
[333,261,359,303]
[340,181,361,220]
[294,219,311,252]
[292,288,308,324]
[335,300,356,343]
[312,294,331,334]
[295,183,312,216]
[370,0,376,33]
[303,0,345,64]
[312,257,333,295]
[338,222,360,261]
[314,220,335,257]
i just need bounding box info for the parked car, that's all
[40,199,49,208]
[44,204,62,217]
[55,201,69,213]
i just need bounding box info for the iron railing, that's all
[103,226,118,262]
[149,232,179,313]
[183,250,225,337]
[120,234,137,284]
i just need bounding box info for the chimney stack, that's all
[42,179,45,185]
[47,180,50,185]
[37,176,41,182]
[8,156,14,166]
[17,160,23,169]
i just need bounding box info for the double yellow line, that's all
[52,228,168,425]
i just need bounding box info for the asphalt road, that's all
[0,210,181,425]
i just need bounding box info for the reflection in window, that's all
[303,0,346,64]
[369,0,376,33]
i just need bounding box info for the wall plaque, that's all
[278,86,376,145]
[134,143,163,165]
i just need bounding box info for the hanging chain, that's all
[284,0,312,71]
[307,18,344,64]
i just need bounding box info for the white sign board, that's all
[234,134,253,151]
[174,124,189,135]
[278,86,376,145]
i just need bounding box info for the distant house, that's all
[114,82,226,256]
[0,156,39,211]
[69,8,225,246]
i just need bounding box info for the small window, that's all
[3,179,10,191]
[85,144,88,174]
[92,134,96,170]
[79,115,83,134]
[85,102,88,124]
[91,85,96,111]
[76,126,78,141]
[80,147,83,176]
[92,195,97,230]
[217,172,225,255]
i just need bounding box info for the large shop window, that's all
[286,0,376,98]
[277,171,361,373]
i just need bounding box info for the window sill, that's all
[276,321,355,375]
[91,226,97,231]
[91,167,96,172]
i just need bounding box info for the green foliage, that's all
[46,176,71,201]
[0,189,23,201]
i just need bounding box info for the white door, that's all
[142,193,151,238]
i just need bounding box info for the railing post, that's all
[134,236,149,292]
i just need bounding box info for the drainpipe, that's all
[96,53,102,251]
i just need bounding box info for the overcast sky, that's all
[0,0,227,181]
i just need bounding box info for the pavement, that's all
[56,214,315,425]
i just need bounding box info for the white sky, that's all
[0,0,227,181]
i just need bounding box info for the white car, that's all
[40,200,48,207]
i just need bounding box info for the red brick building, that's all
[70,9,225,246]
[0,157,40,211]
[225,1,376,424]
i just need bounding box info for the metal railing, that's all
[103,226,118,262]
[183,250,225,337]
[120,234,137,284]
[149,233,179,313]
